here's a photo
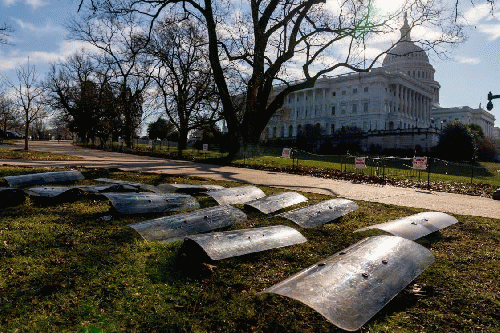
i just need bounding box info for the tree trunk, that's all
[24,116,29,151]
[178,129,188,158]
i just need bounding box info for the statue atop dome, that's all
[401,12,411,42]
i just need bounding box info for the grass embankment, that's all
[0,167,498,332]
[0,147,82,161]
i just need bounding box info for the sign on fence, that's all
[203,144,208,153]
[413,157,427,170]
[282,148,291,159]
[148,140,153,149]
[118,138,124,147]
[355,157,366,169]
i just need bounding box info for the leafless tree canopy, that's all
[9,60,46,150]
[0,22,13,45]
[76,0,477,158]
[145,15,221,152]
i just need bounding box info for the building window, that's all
[331,124,335,134]
[341,104,346,114]
[363,121,368,130]
[332,91,336,97]
[289,125,293,137]
[331,105,336,115]
[364,87,369,93]
[363,103,369,113]
[273,127,277,138]
[353,88,358,94]
[342,90,346,96]
[352,104,357,113]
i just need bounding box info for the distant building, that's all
[430,105,496,138]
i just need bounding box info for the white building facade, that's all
[264,15,439,144]
[430,106,496,138]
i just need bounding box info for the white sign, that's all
[413,157,427,170]
[203,144,208,153]
[355,157,366,169]
[281,148,291,159]
[148,140,153,148]
[118,138,124,147]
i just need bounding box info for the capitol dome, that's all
[382,14,435,82]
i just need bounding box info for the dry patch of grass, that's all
[0,167,498,332]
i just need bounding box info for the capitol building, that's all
[263,15,496,151]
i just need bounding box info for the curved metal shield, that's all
[0,188,25,207]
[103,192,199,215]
[77,184,140,193]
[25,186,84,198]
[206,185,266,205]
[181,225,307,260]
[156,183,225,194]
[244,192,308,214]
[94,178,157,192]
[262,235,434,331]
[4,170,84,187]
[278,198,359,228]
[128,205,246,242]
[355,212,459,240]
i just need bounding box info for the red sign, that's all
[282,148,291,159]
[355,157,366,169]
[413,157,427,170]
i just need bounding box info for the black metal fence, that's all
[235,145,500,187]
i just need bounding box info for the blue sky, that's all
[1,0,500,127]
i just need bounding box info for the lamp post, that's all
[487,91,500,111]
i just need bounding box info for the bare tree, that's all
[68,14,153,148]
[146,16,221,155]
[0,92,20,136]
[77,0,467,159]
[0,22,13,45]
[10,60,46,150]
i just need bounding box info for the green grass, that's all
[0,167,498,332]
[0,147,82,161]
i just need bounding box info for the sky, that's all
[1,0,500,127]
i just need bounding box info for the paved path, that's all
[2,141,499,219]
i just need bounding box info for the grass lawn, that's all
[0,147,82,161]
[1,167,497,332]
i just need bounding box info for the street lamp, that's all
[487,91,500,111]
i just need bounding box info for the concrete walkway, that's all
[2,140,499,219]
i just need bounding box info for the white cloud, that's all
[2,0,47,8]
[2,0,17,6]
[478,23,500,41]
[25,0,47,9]
[0,40,99,71]
[456,56,480,65]
[14,18,66,34]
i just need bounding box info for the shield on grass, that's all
[181,225,307,260]
[244,192,308,214]
[103,192,199,215]
[4,170,84,187]
[128,205,246,242]
[278,198,359,228]
[206,185,266,205]
[262,235,434,331]
[355,211,459,240]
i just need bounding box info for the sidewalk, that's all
[1,140,499,219]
